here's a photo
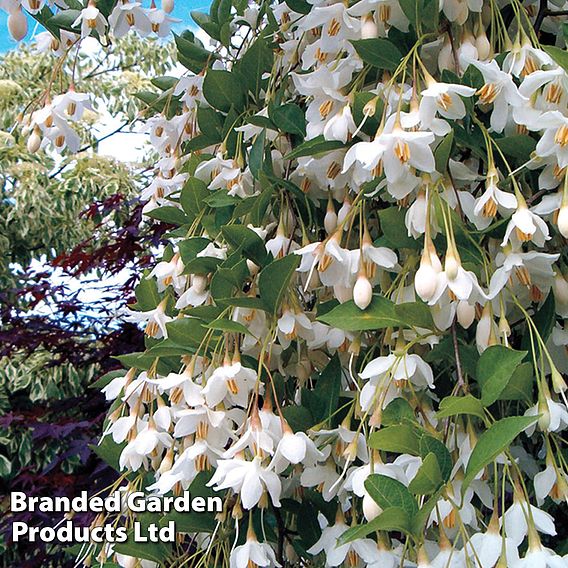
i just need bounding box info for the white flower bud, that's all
[192,274,207,294]
[557,204,568,238]
[27,129,41,153]
[324,199,338,235]
[457,300,475,329]
[337,196,352,227]
[354,273,373,310]
[438,36,454,72]
[8,8,28,42]
[415,260,438,302]
[475,30,491,60]
[361,14,378,39]
[362,489,382,521]
[246,259,259,276]
[538,399,551,431]
[162,0,175,13]
[552,272,568,315]
[444,251,460,281]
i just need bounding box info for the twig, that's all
[451,319,467,392]
[534,0,549,34]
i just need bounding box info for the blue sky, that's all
[0,2,211,52]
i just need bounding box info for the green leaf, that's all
[283,135,346,160]
[543,45,568,74]
[238,36,274,96]
[368,424,421,455]
[166,318,208,350]
[249,129,267,179]
[270,103,306,136]
[90,437,125,473]
[462,415,539,492]
[365,474,418,516]
[312,353,342,424]
[133,277,161,311]
[89,370,125,390]
[203,318,254,337]
[221,224,269,266]
[476,346,527,406]
[337,508,412,545]
[499,362,533,402]
[382,398,417,426]
[318,296,433,332]
[419,435,452,482]
[408,453,442,494]
[378,207,422,250]
[174,33,215,66]
[350,39,402,71]
[0,454,11,477]
[202,69,246,112]
[434,131,454,173]
[437,395,486,420]
[162,511,217,534]
[145,206,189,226]
[282,406,314,432]
[258,254,300,315]
[180,178,210,219]
[495,135,536,161]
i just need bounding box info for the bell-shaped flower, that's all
[208,455,282,509]
[503,496,557,546]
[501,201,550,247]
[72,1,107,38]
[466,58,527,133]
[230,531,281,568]
[307,515,377,567]
[202,355,258,408]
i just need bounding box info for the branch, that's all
[451,320,467,392]
[534,0,549,34]
[48,121,131,179]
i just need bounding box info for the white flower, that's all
[501,203,550,247]
[512,544,568,568]
[208,456,282,509]
[108,2,151,38]
[503,497,557,546]
[271,427,324,473]
[535,111,568,169]
[307,518,377,566]
[202,359,258,408]
[230,535,281,568]
[466,58,527,133]
[419,81,476,125]
[72,1,107,38]
[124,300,172,339]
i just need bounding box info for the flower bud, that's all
[27,129,41,153]
[475,30,491,60]
[551,365,567,394]
[8,8,28,42]
[538,398,551,431]
[444,250,460,281]
[362,489,382,521]
[553,272,568,307]
[162,0,175,13]
[415,257,438,302]
[456,300,475,329]
[192,274,207,294]
[324,197,337,235]
[246,259,259,276]
[438,36,454,72]
[361,14,378,39]
[354,272,373,310]
[558,203,568,238]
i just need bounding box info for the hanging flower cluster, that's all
[5,0,568,566]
